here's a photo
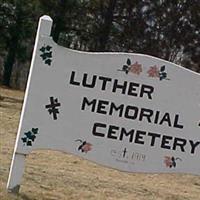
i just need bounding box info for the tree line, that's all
[0,0,199,88]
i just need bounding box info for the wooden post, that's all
[6,153,26,193]
[6,15,53,193]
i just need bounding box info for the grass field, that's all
[0,86,200,200]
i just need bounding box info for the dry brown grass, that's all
[0,86,200,200]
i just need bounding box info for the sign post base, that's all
[6,15,53,194]
[7,153,26,193]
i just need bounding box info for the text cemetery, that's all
[70,71,199,155]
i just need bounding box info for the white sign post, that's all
[7,15,200,193]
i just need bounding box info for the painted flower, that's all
[81,142,92,153]
[75,139,92,153]
[147,65,160,78]
[164,156,182,168]
[118,58,143,75]
[129,62,142,75]
[164,156,174,168]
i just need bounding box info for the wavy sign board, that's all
[7,16,200,192]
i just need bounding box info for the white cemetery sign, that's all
[7,16,200,193]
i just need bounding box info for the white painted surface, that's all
[7,15,52,192]
[7,14,200,192]
[7,153,26,192]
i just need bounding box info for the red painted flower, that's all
[147,65,159,78]
[164,156,181,168]
[130,62,142,75]
[164,156,173,168]
[81,143,92,153]
[76,139,92,153]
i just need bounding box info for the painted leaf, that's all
[160,65,165,72]
[32,128,38,134]
[25,131,32,138]
[29,134,36,141]
[46,45,52,51]
[45,59,52,65]
[123,65,128,71]
[27,141,32,146]
[46,52,52,58]
[160,72,167,80]
[40,53,47,60]
[21,137,27,143]
[40,47,45,52]
[127,58,131,65]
